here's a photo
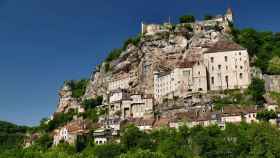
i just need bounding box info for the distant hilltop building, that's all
[142,8,234,36]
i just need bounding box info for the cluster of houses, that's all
[49,8,280,146]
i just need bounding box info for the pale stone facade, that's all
[109,93,154,119]
[108,74,130,92]
[142,8,233,35]
[53,118,90,145]
[263,75,280,92]
[154,61,207,102]
[203,40,251,91]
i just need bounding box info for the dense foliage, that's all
[0,121,29,149]
[247,78,265,105]
[40,110,77,132]
[179,15,195,23]
[66,80,89,99]
[204,15,214,20]
[2,123,280,158]
[213,78,265,109]
[233,28,280,74]
[82,96,103,110]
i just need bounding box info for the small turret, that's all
[225,8,233,23]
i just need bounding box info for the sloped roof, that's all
[204,40,245,54]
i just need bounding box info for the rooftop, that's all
[204,40,245,53]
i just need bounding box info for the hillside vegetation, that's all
[1,123,280,158]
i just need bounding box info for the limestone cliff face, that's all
[56,83,83,113]
[83,24,230,100]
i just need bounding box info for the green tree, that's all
[121,125,152,151]
[120,149,166,158]
[66,79,89,99]
[247,78,265,105]
[92,144,122,158]
[204,15,214,20]
[236,28,259,57]
[179,15,195,23]
[82,96,103,110]
[267,56,280,74]
[257,110,277,122]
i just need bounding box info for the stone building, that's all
[203,40,251,91]
[263,75,280,92]
[108,73,130,92]
[108,92,154,119]
[142,8,233,36]
[53,118,90,145]
[154,59,207,102]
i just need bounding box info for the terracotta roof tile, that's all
[204,40,245,53]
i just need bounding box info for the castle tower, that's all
[225,8,233,23]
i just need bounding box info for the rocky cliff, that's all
[83,23,231,100]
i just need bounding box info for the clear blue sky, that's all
[0,0,279,126]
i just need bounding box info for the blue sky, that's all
[0,0,279,126]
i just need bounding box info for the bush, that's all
[44,110,76,132]
[123,35,141,50]
[105,48,122,62]
[179,15,195,23]
[66,79,89,99]
[204,15,214,20]
[257,110,277,121]
[247,78,265,105]
[82,96,103,110]
[267,56,280,75]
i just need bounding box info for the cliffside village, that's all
[35,9,280,146]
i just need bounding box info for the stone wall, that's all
[264,75,280,92]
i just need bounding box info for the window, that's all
[235,65,237,69]
[212,66,214,71]
[210,57,214,63]
[218,65,221,70]
[226,66,228,70]
[239,73,243,79]
[183,70,190,77]
[198,71,200,75]
[225,56,228,62]
[198,88,203,91]
[211,77,214,84]
[240,66,243,69]
[239,52,241,55]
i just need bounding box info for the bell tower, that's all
[225,8,233,23]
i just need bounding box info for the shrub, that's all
[123,35,141,50]
[179,15,195,23]
[82,96,103,110]
[247,78,265,105]
[257,110,277,121]
[204,15,214,20]
[105,48,122,62]
[66,79,89,99]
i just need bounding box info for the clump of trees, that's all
[66,79,89,99]
[40,109,77,132]
[247,78,265,105]
[3,123,280,158]
[179,15,195,23]
[233,28,280,74]
[204,14,214,20]
[257,110,277,122]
